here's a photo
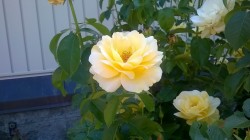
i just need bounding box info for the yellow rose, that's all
[173,90,220,125]
[89,31,163,93]
[190,0,235,38]
[48,0,64,5]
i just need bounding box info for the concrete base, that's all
[0,105,80,140]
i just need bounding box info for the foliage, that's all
[48,0,250,139]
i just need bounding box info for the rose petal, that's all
[121,67,162,93]
[93,74,121,92]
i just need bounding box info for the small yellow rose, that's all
[48,0,64,5]
[173,90,220,125]
[89,31,163,93]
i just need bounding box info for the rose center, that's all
[121,51,132,62]
[190,98,199,107]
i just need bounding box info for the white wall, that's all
[0,0,113,80]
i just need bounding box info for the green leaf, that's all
[80,28,100,36]
[102,123,118,140]
[86,18,97,23]
[89,101,104,122]
[108,0,115,9]
[164,123,180,136]
[244,75,250,92]
[191,37,211,66]
[243,98,250,118]
[128,116,163,139]
[91,91,106,99]
[87,22,110,36]
[80,98,91,116]
[127,10,140,28]
[163,60,176,73]
[225,11,250,50]
[71,93,86,108]
[138,92,155,112]
[133,0,151,8]
[57,32,80,76]
[71,64,90,85]
[71,46,91,85]
[156,86,177,102]
[158,0,165,7]
[224,112,250,135]
[99,0,104,9]
[82,36,95,42]
[157,8,175,32]
[236,54,250,69]
[104,96,120,127]
[136,8,145,23]
[178,0,189,8]
[92,99,106,117]
[99,10,112,23]
[224,69,247,99]
[49,32,63,61]
[51,67,68,96]
[189,122,208,140]
[207,125,227,140]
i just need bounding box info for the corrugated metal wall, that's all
[0,0,113,80]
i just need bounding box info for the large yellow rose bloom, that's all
[48,0,64,5]
[89,31,163,93]
[173,90,220,125]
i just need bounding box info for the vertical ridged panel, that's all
[3,0,28,73]
[0,0,114,79]
[0,0,12,74]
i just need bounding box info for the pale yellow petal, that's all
[89,47,119,78]
[93,74,121,92]
[121,67,162,93]
[127,31,146,52]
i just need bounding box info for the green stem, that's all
[210,48,230,89]
[91,78,96,93]
[68,0,83,47]
[114,3,122,29]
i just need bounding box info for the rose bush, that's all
[48,0,250,139]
